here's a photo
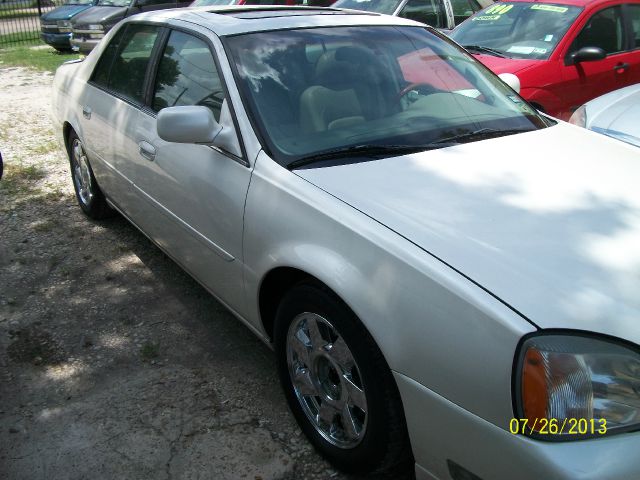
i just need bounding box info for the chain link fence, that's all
[0,0,63,46]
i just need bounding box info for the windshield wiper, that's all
[287,143,454,170]
[463,45,507,58]
[432,128,533,145]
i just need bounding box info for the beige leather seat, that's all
[300,86,365,132]
[300,47,385,133]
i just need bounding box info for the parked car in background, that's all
[69,0,190,53]
[450,0,640,120]
[190,0,335,5]
[569,83,640,146]
[333,0,492,29]
[53,6,640,480]
[40,0,99,51]
[190,0,302,5]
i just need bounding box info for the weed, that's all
[141,342,159,360]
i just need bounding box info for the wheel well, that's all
[259,267,315,341]
[62,122,74,153]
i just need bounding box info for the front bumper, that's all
[41,31,72,49]
[395,372,640,480]
[70,34,102,53]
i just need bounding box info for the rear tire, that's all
[67,130,114,220]
[274,281,412,476]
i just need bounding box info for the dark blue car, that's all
[40,0,99,51]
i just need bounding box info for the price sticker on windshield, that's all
[530,4,568,13]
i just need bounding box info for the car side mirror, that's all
[157,103,242,158]
[498,73,520,94]
[568,46,606,65]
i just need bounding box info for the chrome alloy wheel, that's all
[286,312,368,449]
[71,138,93,207]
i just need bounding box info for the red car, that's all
[450,0,640,120]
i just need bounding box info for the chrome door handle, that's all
[138,141,156,161]
[82,106,92,119]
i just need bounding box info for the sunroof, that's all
[216,8,373,19]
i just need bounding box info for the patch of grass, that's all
[29,139,60,155]
[0,161,46,197]
[141,342,159,360]
[0,30,39,45]
[0,42,81,72]
[32,220,55,233]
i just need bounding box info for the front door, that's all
[124,29,252,316]
[558,5,632,119]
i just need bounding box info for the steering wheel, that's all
[396,82,440,101]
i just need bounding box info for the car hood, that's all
[295,123,640,345]
[586,84,640,148]
[473,54,541,76]
[41,4,93,21]
[71,6,128,25]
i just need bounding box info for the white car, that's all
[569,83,640,148]
[51,6,640,480]
[332,0,493,30]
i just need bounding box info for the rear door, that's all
[78,23,161,204]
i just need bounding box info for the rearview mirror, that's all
[498,73,520,94]
[157,106,220,144]
[569,46,606,65]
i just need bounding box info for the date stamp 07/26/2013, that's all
[509,418,608,436]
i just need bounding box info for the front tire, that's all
[274,282,412,476]
[67,130,114,220]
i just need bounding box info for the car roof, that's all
[130,6,423,36]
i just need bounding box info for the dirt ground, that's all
[0,67,361,479]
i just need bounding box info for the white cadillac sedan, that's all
[51,6,640,480]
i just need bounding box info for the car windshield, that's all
[226,26,550,167]
[97,0,131,6]
[332,0,403,15]
[66,0,94,4]
[451,2,583,59]
[190,0,236,5]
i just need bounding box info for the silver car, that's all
[569,83,640,148]
[52,6,640,480]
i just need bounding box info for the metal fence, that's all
[0,0,63,46]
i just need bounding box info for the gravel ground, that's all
[0,67,378,480]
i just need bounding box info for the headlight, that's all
[57,20,72,32]
[88,24,104,31]
[568,105,587,128]
[515,333,640,439]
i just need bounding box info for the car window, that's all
[227,26,549,166]
[152,31,225,121]
[451,0,480,24]
[106,25,161,104]
[92,26,127,88]
[399,0,447,28]
[331,0,402,15]
[628,4,640,48]
[570,6,624,55]
[451,3,583,60]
